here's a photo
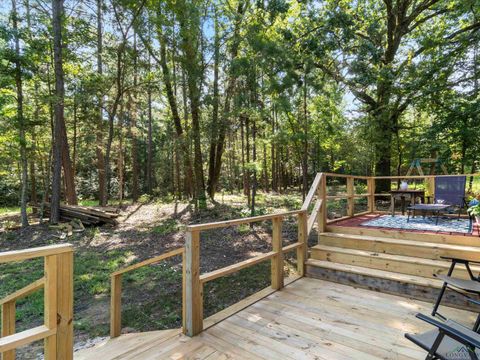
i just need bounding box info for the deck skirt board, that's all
[74,278,476,359]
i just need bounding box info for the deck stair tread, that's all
[306,259,445,288]
[326,224,479,246]
[319,232,480,254]
[312,244,480,269]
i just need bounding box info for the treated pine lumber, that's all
[200,251,276,283]
[0,277,45,305]
[185,230,203,336]
[301,173,322,211]
[56,251,74,359]
[0,326,55,353]
[310,244,479,279]
[187,210,304,231]
[0,244,73,263]
[112,248,184,276]
[326,224,480,246]
[319,232,480,261]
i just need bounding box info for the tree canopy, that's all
[0,0,478,221]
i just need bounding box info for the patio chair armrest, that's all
[415,313,480,349]
[467,297,480,307]
[440,256,480,265]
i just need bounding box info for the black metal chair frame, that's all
[432,256,480,331]
[406,312,480,360]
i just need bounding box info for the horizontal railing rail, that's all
[0,244,74,360]
[184,209,308,336]
[110,247,185,338]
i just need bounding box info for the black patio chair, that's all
[432,256,480,330]
[405,312,480,360]
[426,175,468,219]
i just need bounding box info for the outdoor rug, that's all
[361,215,472,234]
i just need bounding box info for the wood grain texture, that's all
[270,217,283,290]
[75,277,476,360]
[0,244,73,263]
[185,230,203,336]
[1,301,16,360]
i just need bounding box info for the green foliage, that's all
[152,219,180,235]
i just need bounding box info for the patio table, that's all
[407,203,452,225]
[390,189,425,216]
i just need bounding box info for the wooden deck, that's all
[75,277,477,360]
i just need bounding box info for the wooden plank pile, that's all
[38,203,119,226]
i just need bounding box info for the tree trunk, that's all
[96,0,107,206]
[50,0,65,222]
[207,1,245,199]
[147,62,153,194]
[12,0,29,227]
[207,8,220,199]
[156,21,194,199]
[130,32,140,202]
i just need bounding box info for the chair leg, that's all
[432,261,457,317]
[432,283,448,317]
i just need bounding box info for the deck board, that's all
[75,278,477,360]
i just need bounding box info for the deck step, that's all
[310,244,480,280]
[305,259,479,311]
[306,259,444,288]
[326,224,479,246]
[319,232,480,261]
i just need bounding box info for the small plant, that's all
[468,203,480,218]
[152,219,179,235]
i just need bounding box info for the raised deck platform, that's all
[75,278,477,360]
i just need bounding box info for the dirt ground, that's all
[0,193,310,359]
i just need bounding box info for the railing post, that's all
[271,217,284,290]
[55,250,74,360]
[367,177,375,212]
[347,177,354,217]
[297,211,308,277]
[44,254,58,359]
[185,230,203,336]
[317,173,327,237]
[110,274,122,338]
[1,301,16,360]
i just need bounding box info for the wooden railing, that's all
[314,172,480,230]
[183,209,307,336]
[0,244,74,360]
[110,247,185,338]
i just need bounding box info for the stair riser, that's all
[320,235,480,261]
[306,264,480,312]
[327,225,479,246]
[311,248,472,280]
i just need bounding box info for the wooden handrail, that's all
[110,248,185,338]
[0,244,72,263]
[0,244,74,360]
[186,210,305,231]
[323,173,370,179]
[0,326,56,353]
[0,277,45,305]
[112,248,184,276]
[184,209,308,337]
[373,173,480,179]
[302,173,322,211]
[200,251,276,284]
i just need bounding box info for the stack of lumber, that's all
[39,203,119,226]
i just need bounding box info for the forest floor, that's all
[0,192,315,359]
